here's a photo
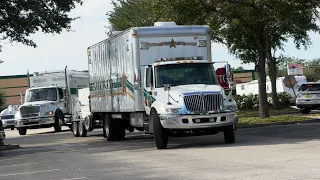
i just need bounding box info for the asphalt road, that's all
[1,123,320,180]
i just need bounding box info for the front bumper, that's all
[16,116,55,127]
[160,112,238,129]
[2,120,16,129]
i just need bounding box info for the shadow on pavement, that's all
[1,123,320,157]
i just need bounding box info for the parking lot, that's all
[0,123,320,180]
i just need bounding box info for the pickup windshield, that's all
[155,63,218,88]
[299,84,320,91]
[25,88,57,103]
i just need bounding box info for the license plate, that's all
[305,95,312,98]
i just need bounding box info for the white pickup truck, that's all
[83,21,239,149]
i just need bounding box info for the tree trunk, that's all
[257,44,270,118]
[267,48,280,110]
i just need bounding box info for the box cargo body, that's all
[88,25,212,113]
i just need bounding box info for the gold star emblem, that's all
[169,39,176,48]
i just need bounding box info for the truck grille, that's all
[183,93,223,113]
[20,106,40,118]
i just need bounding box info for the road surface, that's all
[1,123,320,180]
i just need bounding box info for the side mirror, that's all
[224,64,233,88]
[164,84,171,91]
[146,67,153,88]
[134,68,141,90]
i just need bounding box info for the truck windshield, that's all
[155,63,218,88]
[25,88,57,102]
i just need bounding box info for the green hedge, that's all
[234,92,292,110]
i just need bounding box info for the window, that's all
[146,68,153,88]
[58,88,64,99]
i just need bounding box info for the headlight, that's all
[44,111,54,116]
[222,105,237,112]
[165,108,180,114]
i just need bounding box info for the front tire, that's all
[18,127,27,135]
[103,114,117,141]
[151,108,168,149]
[54,112,63,132]
[72,121,79,137]
[78,120,87,137]
[300,108,311,114]
[224,125,235,144]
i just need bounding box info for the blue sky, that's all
[0,0,319,75]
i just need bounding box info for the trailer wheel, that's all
[116,123,125,141]
[224,125,235,144]
[72,121,79,137]
[54,112,63,132]
[84,116,93,132]
[18,127,27,135]
[151,108,168,149]
[78,120,87,137]
[103,114,116,141]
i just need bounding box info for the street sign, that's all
[287,64,303,75]
[216,67,233,89]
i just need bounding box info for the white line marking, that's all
[0,169,60,177]
[1,157,23,161]
[61,177,86,180]
[0,163,38,169]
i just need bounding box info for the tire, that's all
[84,116,93,132]
[54,112,63,132]
[78,120,87,137]
[116,123,125,141]
[11,127,14,130]
[18,127,27,135]
[224,125,235,144]
[104,114,117,141]
[72,121,79,137]
[300,109,311,114]
[151,108,168,149]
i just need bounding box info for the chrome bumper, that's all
[159,112,238,129]
[2,120,16,128]
[16,116,55,127]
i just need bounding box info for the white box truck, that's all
[14,67,90,135]
[84,22,239,149]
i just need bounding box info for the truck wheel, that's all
[300,109,311,114]
[84,116,93,132]
[151,108,168,149]
[116,123,125,141]
[54,112,63,132]
[104,114,116,141]
[72,121,79,137]
[11,127,14,130]
[78,120,87,137]
[18,127,27,135]
[224,125,235,144]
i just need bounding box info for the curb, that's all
[0,144,21,151]
[239,111,301,118]
[237,118,320,129]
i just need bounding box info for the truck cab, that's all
[15,85,67,135]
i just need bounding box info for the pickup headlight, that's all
[165,108,180,114]
[44,111,54,116]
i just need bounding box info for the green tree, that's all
[0,0,83,51]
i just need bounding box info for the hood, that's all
[155,84,224,104]
[22,101,57,107]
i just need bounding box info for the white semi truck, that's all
[15,67,90,135]
[85,22,239,149]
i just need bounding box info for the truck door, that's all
[58,88,68,113]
